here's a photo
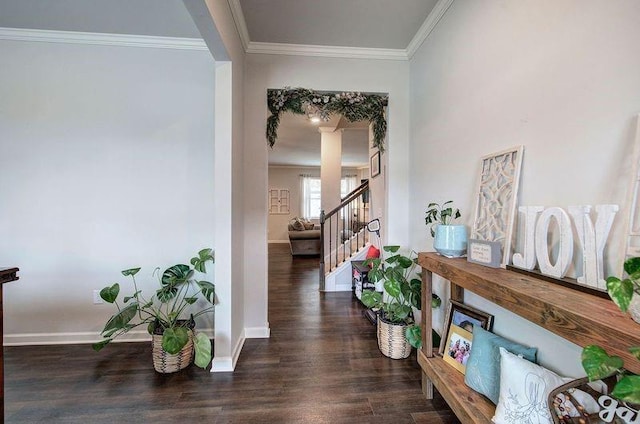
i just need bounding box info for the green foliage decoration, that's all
[92,248,216,371]
[266,87,389,152]
[582,256,640,403]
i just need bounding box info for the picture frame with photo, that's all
[438,300,494,374]
[442,325,474,374]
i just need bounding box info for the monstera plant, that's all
[92,249,216,371]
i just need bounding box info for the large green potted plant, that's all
[425,201,467,258]
[361,245,441,359]
[581,256,640,403]
[93,248,216,373]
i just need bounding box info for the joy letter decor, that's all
[511,205,618,292]
[471,146,524,267]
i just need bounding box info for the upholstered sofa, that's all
[288,222,321,256]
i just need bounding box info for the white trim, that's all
[228,0,250,51]
[244,326,271,338]
[246,41,408,61]
[210,331,246,372]
[268,240,290,244]
[0,27,208,51]
[406,0,455,58]
[3,328,215,346]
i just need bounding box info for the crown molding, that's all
[227,0,250,51]
[247,41,408,61]
[406,0,455,58]
[0,27,208,50]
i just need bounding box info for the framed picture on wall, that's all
[371,151,380,178]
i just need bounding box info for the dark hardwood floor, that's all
[4,244,458,423]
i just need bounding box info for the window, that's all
[300,175,359,219]
[301,176,321,219]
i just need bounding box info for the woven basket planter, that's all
[377,315,412,359]
[151,322,195,374]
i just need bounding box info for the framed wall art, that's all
[439,300,494,365]
[471,146,524,268]
[370,151,380,178]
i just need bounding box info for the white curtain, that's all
[300,174,321,219]
[341,174,358,198]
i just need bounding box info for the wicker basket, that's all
[151,325,195,374]
[377,315,412,359]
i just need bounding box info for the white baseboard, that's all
[3,328,215,346]
[211,331,246,373]
[244,326,270,338]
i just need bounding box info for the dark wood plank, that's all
[418,252,640,374]
[3,246,456,423]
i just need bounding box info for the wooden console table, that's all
[0,268,19,424]
[417,253,640,424]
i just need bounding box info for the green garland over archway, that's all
[266,87,389,152]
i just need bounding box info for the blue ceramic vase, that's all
[433,224,467,258]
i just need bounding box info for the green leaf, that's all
[196,280,215,304]
[194,332,212,369]
[184,297,198,305]
[383,245,400,253]
[395,305,412,321]
[191,248,214,273]
[606,276,633,312]
[361,291,382,308]
[581,345,624,381]
[102,302,138,335]
[157,286,178,303]
[612,375,640,404]
[92,339,111,352]
[431,293,442,309]
[624,257,640,275]
[100,284,119,303]
[367,268,383,282]
[384,280,401,298]
[123,290,141,303]
[121,268,140,277]
[161,264,192,287]
[630,346,640,360]
[147,321,157,335]
[397,256,413,268]
[162,327,189,355]
[406,325,421,349]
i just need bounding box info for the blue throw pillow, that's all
[463,325,537,404]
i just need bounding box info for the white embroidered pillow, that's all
[493,347,569,424]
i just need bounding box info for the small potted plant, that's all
[361,246,440,359]
[581,256,640,403]
[92,248,216,373]
[425,201,467,258]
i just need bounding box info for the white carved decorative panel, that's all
[471,146,524,267]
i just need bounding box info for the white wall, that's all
[409,0,640,376]
[0,38,215,344]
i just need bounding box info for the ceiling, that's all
[237,0,438,50]
[0,0,444,167]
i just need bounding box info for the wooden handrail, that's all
[323,180,369,220]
